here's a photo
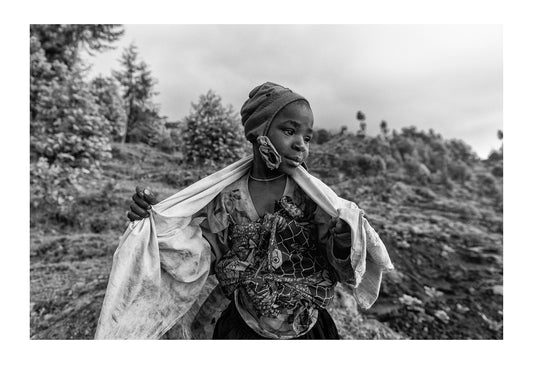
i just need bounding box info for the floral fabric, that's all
[196,173,349,338]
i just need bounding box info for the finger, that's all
[127,211,143,222]
[135,186,146,196]
[143,188,158,205]
[328,218,337,234]
[132,193,151,210]
[336,219,350,233]
[130,202,149,218]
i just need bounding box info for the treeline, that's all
[309,111,503,200]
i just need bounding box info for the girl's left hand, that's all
[329,217,350,236]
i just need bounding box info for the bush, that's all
[491,164,503,178]
[30,157,93,227]
[30,36,113,210]
[395,138,415,162]
[343,154,386,177]
[448,161,471,183]
[446,139,479,164]
[314,129,332,145]
[90,76,127,142]
[181,90,248,164]
[488,149,503,162]
[476,172,500,196]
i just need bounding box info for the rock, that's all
[409,225,425,235]
[491,285,503,295]
[424,286,444,298]
[387,269,405,284]
[397,240,411,249]
[442,244,456,254]
[434,310,450,323]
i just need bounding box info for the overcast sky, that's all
[87,24,502,158]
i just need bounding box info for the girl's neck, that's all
[250,144,286,180]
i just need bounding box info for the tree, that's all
[90,75,127,141]
[30,25,122,214]
[357,122,367,138]
[395,138,415,162]
[30,24,123,68]
[181,90,247,164]
[380,120,389,137]
[356,110,366,138]
[314,129,332,144]
[445,139,479,164]
[113,43,160,143]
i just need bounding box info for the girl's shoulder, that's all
[209,174,256,226]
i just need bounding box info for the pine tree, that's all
[30,24,123,68]
[113,43,160,143]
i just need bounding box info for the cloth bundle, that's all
[95,156,394,339]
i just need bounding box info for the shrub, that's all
[90,76,127,142]
[30,36,113,210]
[353,154,374,175]
[488,149,503,162]
[446,139,479,164]
[314,129,332,145]
[491,164,503,178]
[448,161,471,183]
[476,172,500,196]
[395,138,415,162]
[181,90,248,164]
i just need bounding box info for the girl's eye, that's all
[283,129,295,135]
[304,136,312,143]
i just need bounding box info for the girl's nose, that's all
[292,138,306,151]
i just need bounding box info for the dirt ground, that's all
[30,143,502,339]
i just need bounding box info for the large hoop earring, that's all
[256,135,282,170]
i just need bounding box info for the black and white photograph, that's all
[29,24,504,341]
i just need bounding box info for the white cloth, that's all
[95,156,394,339]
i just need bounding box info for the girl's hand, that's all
[126,186,159,221]
[329,217,351,236]
[329,217,351,258]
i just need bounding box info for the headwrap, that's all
[240,82,309,142]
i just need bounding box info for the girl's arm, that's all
[315,207,354,282]
[328,217,351,259]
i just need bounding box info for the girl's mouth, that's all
[284,156,302,167]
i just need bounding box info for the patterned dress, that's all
[196,173,351,339]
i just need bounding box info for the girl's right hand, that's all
[127,186,159,221]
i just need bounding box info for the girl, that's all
[98,82,393,340]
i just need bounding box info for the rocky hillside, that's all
[30,131,503,339]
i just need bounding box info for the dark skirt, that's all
[212,300,340,339]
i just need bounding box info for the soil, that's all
[30,142,502,339]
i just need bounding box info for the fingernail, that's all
[144,189,151,196]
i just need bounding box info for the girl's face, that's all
[267,101,314,173]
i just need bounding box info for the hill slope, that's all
[30,138,502,339]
